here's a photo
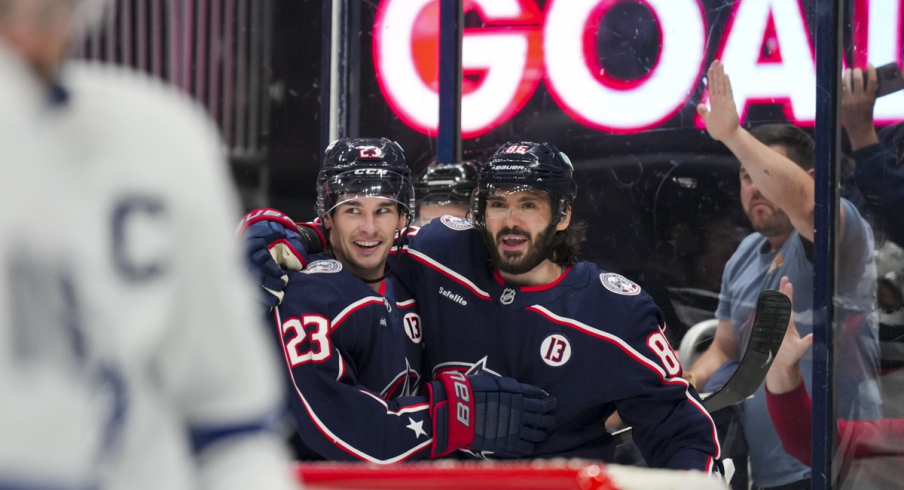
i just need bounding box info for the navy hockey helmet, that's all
[470,142,577,227]
[414,160,482,206]
[316,137,415,221]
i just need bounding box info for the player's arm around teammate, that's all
[247,138,556,462]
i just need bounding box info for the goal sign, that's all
[373,0,904,138]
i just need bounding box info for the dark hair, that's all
[548,219,586,267]
[749,124,815,171]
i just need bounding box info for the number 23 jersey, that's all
[273,256,428,463]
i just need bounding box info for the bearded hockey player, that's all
[0,1,299,489]
[243,138,556,463]
[244,141,721,471]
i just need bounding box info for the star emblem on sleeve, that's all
[406,417,427,439]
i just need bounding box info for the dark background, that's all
[254,0,886,340]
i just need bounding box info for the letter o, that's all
[544,0,707,132]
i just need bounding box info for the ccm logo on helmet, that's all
[448,371,471,427]
[353,168,389,176]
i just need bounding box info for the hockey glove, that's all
[238,209,320,307]
[426,372,556,458]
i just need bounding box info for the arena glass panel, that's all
[329,1,904,488]
[54,1,898,485]
[130,0,904,486]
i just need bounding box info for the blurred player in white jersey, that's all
[0,1,300,489]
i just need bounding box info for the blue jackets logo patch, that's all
[440,215,473,230]
[600,273,641,296]
[302,260,343,274]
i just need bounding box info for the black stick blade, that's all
[702,289,791,413]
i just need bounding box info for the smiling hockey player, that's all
[244,141,721,471]
[249,138,556,462]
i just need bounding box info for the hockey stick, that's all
[612,289,791,446]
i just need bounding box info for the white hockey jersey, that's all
[0,45,300,490]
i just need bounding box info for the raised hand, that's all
[697,60,741,143]
[841,64,880,150]
[765,276,813,394]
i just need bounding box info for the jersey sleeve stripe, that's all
[274,300,433,463]
[359,390,431,415]
[286,370,432,463]
[682,383,722,459]
[335,348,345,381]
[331,296,385,330]
[526,305,721,459]
[406,248,491,300]
[396,299,417,309]
[526,305,669,376]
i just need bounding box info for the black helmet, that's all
[414,160,482,205]
[470,142,577,227]
[316,137,415,220]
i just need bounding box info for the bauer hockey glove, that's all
[426,372,556,458]
[238,208,324,307]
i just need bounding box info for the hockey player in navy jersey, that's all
[244,138,556,463]
[244,141,720,471]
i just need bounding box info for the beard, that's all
[748,206,794,237]
[485,223,557,275]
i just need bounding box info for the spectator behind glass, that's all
[840,63,904,249]
[688,60,881,490]
[840,62,904,439]
[766,277,904,489]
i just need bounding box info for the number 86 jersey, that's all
[390,218,721,471]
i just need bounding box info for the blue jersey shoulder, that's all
[406,218,483,258]
[555,262,661,335]
[282,255,377,315]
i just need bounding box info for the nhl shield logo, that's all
[500,288,516,305]
[302,260,343,274]
[600,273,641,296]
[440,215,473,230]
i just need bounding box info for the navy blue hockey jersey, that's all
[388,216,721,471]
[273,255,432,463]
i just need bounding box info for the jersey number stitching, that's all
[282,315,332,366]
[647,332,681,377]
